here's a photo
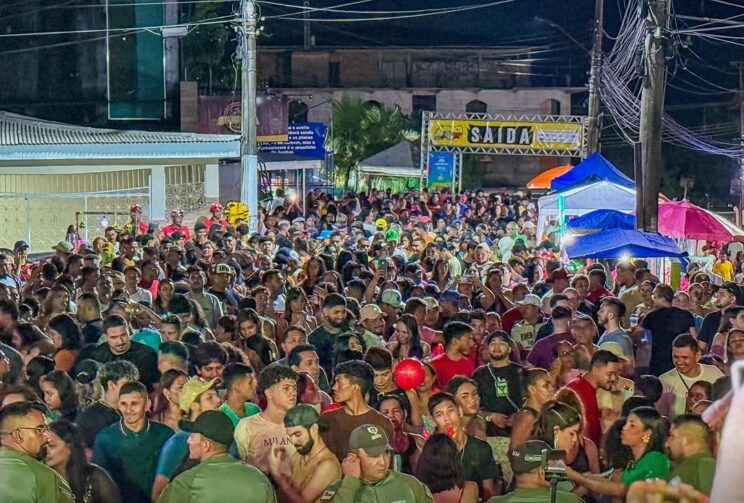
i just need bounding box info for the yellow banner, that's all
[429,119,583,151]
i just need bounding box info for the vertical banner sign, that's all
[428,152,455,190]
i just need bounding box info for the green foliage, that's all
[327,96,419,189]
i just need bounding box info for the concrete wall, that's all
[279,87,574,124]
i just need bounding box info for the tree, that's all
[328,96,419,189]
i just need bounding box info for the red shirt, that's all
[162,224,191,240]
[566,375,602,447]
[586,287,612,305]
[501,306,524,334]
[204,217,228,231]
[430,352,475,388]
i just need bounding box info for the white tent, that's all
[357,141,419,178]
[537,181,637,239]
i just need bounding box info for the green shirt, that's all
[92,420,174,503]
[320,471,433,503]
[487,487,584,503]
[0,448,75,503]
[219,401,261,427]
[159,454,276,503]
[621,451,671,486]
[362,330,383,351]
[667,451,715,496]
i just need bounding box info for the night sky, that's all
[260,0,743,105]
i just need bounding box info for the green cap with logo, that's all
[349,424,393,456]
[380,289,404,308]
[284,404,322,429]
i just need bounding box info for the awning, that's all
[565,228,687,259]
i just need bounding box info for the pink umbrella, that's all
[658,200,742,241]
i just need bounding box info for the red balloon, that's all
[394,358,426,391]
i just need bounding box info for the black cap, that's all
[13,240,29,251]
[510,440,550,474]
[180,410,234,446]
[490,330,513,344]
[719,282,740,299]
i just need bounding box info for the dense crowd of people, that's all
[0,187,738,502]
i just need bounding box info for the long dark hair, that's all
[603,417,634,469]
[237,308,275,367]
[533,400,581,446]
[627,406,668,456]
[41,370,80,422]
[49,420,89,503]
[416,433,466,493]
[391,313,424,360]
[48,314,82,350]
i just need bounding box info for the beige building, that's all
[0,111,238,252]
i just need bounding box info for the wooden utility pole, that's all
[586,0,604,154]
[638,0,671,232]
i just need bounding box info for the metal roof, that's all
[0,111,240,162]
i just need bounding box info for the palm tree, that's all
[328,96,419,189]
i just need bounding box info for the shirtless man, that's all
[269,404,341,503]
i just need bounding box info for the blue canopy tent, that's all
[565,228,687,259]
[566,209,635,232]
[551,152,634,191]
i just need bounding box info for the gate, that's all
[0,188,150,253]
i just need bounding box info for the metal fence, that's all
[0,188,150,253]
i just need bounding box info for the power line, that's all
[263,0,518,22]
[0,14,237,38]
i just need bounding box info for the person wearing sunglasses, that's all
[0,401,75,502]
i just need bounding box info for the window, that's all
[329,62,340,87]
[382,61,407,87]
[412,95,437,119]
[288,100,308,123]
[546,99,561,115]
[466,100,487,114]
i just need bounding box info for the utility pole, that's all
[586,0,604,154]
[734,61,744,225]
[303,0,312,49]
[638,0,671,232]
[239,0,258,232]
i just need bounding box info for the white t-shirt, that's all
[658,363,723,417]
[234,413,296,475]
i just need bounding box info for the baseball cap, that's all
[380,289,404,308]
[13,240,29,252]
[349,424,393,456]
[510,440,550,474]
[213,263,233,275]
[517,294,542,308]
[423,297,439,310]
[487,330,512,346]
[522,221,536,229]
[598,341,630,361]
[53,241,74,254]
[284,404,322,429]
[440,289,461,303]
[385,229,399,242]
[178,378,218,412]
[180,410,234,447]
[718,282,740,298]
[360,304,386,321]
[375,218,388,231]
